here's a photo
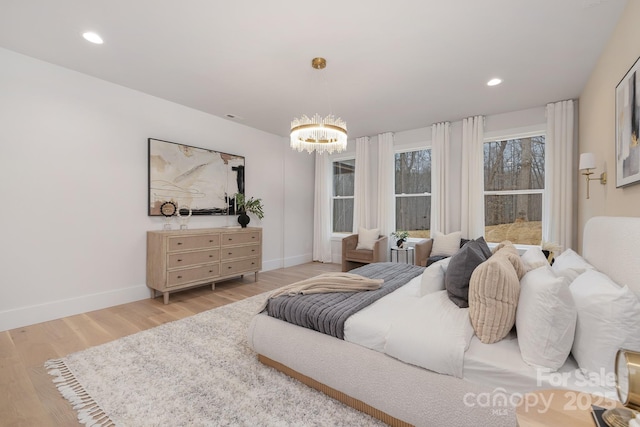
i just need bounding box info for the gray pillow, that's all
[445,237,491,308]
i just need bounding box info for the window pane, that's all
[484,137,545,191]
[333,198,353,233]
[395,196,431,238]
[333,159,355,197]
[484,194,542,245]
[395,150,431,194]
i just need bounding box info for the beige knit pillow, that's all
[468,251,521,344]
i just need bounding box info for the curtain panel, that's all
[353,136,371,231]
[431,122,450,234]
[543,99,576,251]
[461,116,485,239]
[312,153,333,262]
[377,132,395,241]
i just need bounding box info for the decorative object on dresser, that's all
[234,193,264,228]
[147,227,262,303]
[176,205,192,230]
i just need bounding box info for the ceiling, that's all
[0,0,628,139]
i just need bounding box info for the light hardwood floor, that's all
[0,262,341,427]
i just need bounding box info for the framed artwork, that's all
[615,56,640,188]
[148,138,245,216]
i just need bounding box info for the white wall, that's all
[0,48,314,331]
[328,106,547,262]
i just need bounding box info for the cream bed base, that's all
[247,216,640,426]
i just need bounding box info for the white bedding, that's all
[344,266,616,398]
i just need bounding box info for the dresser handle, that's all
[251,236,256,239]
[177,259,182,262]
[209,270,213,273]
[177,242,183,245]
[177,275,182,279]
[209,240,214,243]
[228,266,232,269]
[209,255,213,258]
[228,252,233,255]
[228,238,233,241]
[251,249,255,252]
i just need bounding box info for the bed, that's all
[247,216,640,426]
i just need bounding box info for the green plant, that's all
[391,230,409,240]
[235,193,264,220]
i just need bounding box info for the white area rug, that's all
[46,294,385,426]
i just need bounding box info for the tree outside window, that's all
[483,136,545,245]
[395,149,431,238]
[332,159,355,233]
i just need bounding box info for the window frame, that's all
[331,156,356,235]
[482,129,546,249]
[394,146,432,240]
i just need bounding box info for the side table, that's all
[516,388,620,427]
[390,246,414,264]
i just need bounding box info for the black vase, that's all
[237,212,250,228]
[396,239,405,248]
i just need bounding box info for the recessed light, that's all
[82,32,104,44]
[487,78,502,87]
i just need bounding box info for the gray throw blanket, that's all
[266,262,425,339]
[257,272,384,313]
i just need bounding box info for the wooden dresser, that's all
[146,227,262,303]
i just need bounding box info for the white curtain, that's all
[461,116,485,239]
[543,100,575,251]
[430,122,450,234]
[353,136,371,231]
[376,132,395,238]
[312,152,333,262]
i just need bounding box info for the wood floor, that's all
[0,262,341,427]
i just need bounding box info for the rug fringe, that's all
[45,359,116,427]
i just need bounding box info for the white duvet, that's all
[344,264,474,378]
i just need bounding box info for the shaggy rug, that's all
[46,294,385,426]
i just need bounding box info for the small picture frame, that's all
[615,56,640,188]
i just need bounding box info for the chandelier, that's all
[290,58,348,154]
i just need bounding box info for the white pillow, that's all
[520,247,549,272]
[420,258,451,296]
[552,248,595,274]
[431,231,461,257]
[356,227,380,250]
[570,270,640,376]
[516,266,576,370]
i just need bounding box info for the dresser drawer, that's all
[167,249,220,269]
[221,257,260,276]
[167,264,220,287]
[168,234,220,252]
[221,231,260,246]
[220,244,260,260]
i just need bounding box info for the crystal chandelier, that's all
[290,58,348,154]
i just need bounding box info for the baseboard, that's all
[0,284,150,332]
[283,253,313,268]
[2,254,315,332]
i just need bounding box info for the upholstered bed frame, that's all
[247,217,640,426]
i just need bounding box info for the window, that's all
[332,159,355,233]
[483,135,545,245]
[395,149,431,238]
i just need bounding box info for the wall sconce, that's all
[579,153,607,199]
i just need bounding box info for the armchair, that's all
[341,234,388,272]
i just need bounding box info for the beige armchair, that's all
[414,238,434,267]
[341,234,388,272]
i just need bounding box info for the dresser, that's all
[146,227,262,304]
